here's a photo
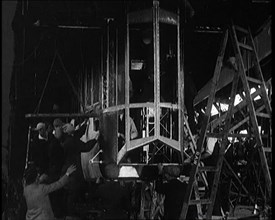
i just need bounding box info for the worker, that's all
[61,122,98,219]
[47,118,66,219]
[155,164,197,219]
[95,163,131,219]
[23,164,76,220]
[30,122,50,176]
[117,110,138,163]
[184,70,198,134]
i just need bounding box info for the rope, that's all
[56,51,85,111]
[34,51,57,113]
[34,49,85,113]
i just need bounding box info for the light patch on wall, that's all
[234,94,243,106]
[250,87,261,101]
[118,166,139,178]
[220,103,229,112]
[211,104,219,116]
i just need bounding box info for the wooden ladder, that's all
[180,29,230,220]
[229,23,272,201]
[183,114,208,218]
[180,23,272,219]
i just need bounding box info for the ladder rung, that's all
[234,25,249,34]
[229,192,248,197]
[189,199,212,205]
[198,187,205,191]
[261,134,269,138]
[239,42,253,51]
[246,76,262,85]
[263,147,271,153]
[198,166,217,172]
[206,133,223,138]
[256,112,270,118]
[228,133,250,138]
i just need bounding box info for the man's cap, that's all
[34,122,46,131]
[62,123,75,135]
[53,118,64,128]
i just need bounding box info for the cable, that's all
[33,50,57,113]
[56,51,85,111]
[13,32,45,66]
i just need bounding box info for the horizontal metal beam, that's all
[119,163,181,166]
[34,24,102,30]
[25,113,99,118]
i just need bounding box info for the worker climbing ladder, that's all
[179,23,272,220]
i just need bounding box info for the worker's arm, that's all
[41,164,76,194]
[74,119,88,139]
[200,151,211,160]
[201,137,217,161]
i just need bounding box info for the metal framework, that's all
[99,0,186,164]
